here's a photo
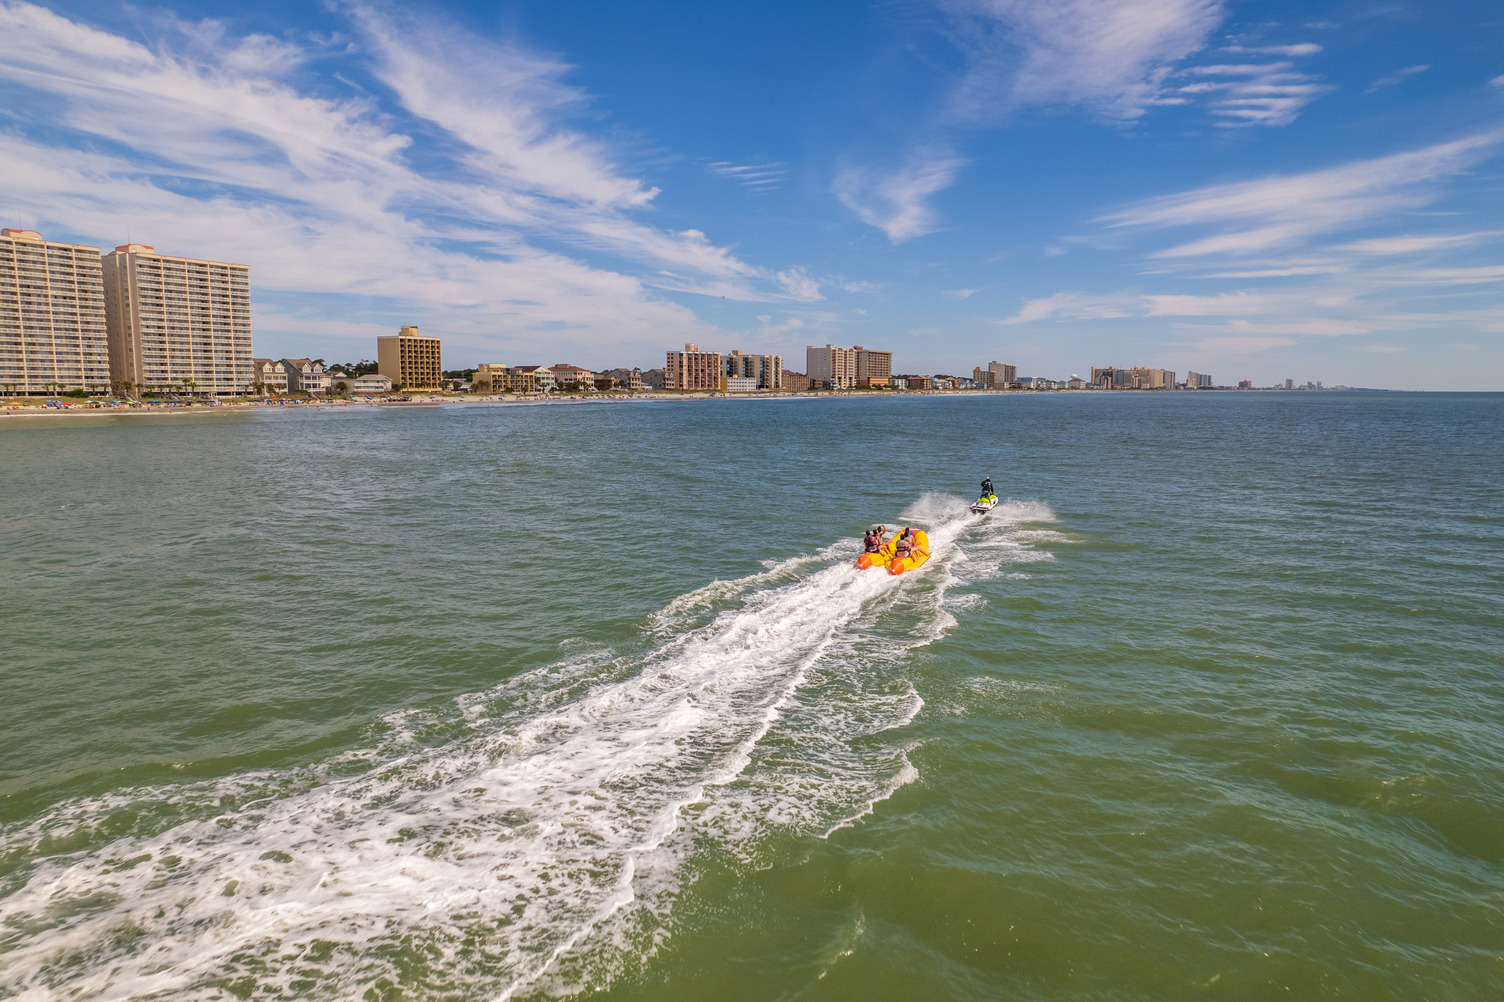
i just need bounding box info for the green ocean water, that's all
[1,392,1500,1001]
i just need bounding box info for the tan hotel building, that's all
[855,346,892,388]
[0,229,110,395]
[101,243,252,396]
[377,325,442,390]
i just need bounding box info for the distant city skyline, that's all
[2,1,1502,389]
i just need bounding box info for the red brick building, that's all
[666,343,724,391]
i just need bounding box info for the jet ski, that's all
[970,493,999,514]
[886,529,930,576]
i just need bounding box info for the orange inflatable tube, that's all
[856,535,895,569]
[886,530,930,576]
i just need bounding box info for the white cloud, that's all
[945,0,1227,121]
[1335,231,1503,254]
[1223,43,1322,57]
[943,288,978,299]
[1365,64,1429,94]
[775,268,824,301]
[1183,334,1296,354]
[1392,265,1504,286]
[1100,133,1504,258]
[708,161,790,191]
[1177,318,1369,336]
[1144,290,1331,316]
[1000,290,1136,323]
[841,0,1232,242]
[833,148,968,243]
[1492,74,1504,87]
[1176,60,1330,126]
[1175,36,1328,128]
[0,1,814,362]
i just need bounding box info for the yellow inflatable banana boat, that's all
[886,529,930,576]
[856,536,895,569]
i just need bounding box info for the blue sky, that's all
[2,0,1502,388]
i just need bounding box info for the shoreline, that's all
[0,386,1400,425]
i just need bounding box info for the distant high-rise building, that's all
[806,344,857,388]
[988,361,1016,387]
[0,229,110,396]
[1130,366,1175,389]
[726,349,783,389]
[1284,378,1294,390]
[854,346,892,387]
[1186,371,1211,389]
[101,242,252,396]
[667,343,724,390]
[377,325,442,390]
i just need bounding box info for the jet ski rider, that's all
[981,477,994,498]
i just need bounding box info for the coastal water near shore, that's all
[1,392,1500,1000]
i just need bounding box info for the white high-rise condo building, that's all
[0,229,110,395]
[101,243,253,396]
[806,344,857,388]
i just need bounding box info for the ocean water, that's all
[0,392,1500,1001]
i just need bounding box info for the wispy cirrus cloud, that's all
[1365,64,1429,94]
[1335,231,1504,254]
[1098,132,1504,258]
[1222,43,1322,57]
[1175,58,1330,127]
[999,290,1137,324]
[708,161,790,191]
[833,148,968,243]
[840,0,1229,242]
[0,0,815,362]
[943,0,1227,121]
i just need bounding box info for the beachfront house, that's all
[282,358,331,395]
[329,370,392,395]
[250,358,287,395]
[549,363,594,391]
[502,365,555,394]
[601,367,643,391]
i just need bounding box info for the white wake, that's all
[0,496,1057,1000]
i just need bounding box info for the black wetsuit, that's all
[981,479,994,496]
